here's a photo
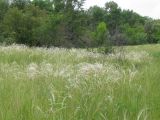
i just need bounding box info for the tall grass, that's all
[0,44,159,120]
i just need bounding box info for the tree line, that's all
[0,0,160,48]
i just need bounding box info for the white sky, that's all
[84,0,160,19]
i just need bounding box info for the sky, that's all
[84,0,160,19]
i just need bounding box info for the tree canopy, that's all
[0,0,159,47]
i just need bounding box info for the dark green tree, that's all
[3,5,49,46]
[0,0,9,21]
[145,20,156,43]
[32,0,54,12]
[105,1,121,36]
[87,6,105,29]
[51,0,86,47]
[10,0,30,9]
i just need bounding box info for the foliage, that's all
[10,0,30,9]
[105,1,121,36]
[154,20,160,42]
[87,6,105,29]
[94,22,108,46]
[2,5,49,46]
[32,0,54,12]
[0,0,159,47]
[145,20,157,43]
[121,24,147,45]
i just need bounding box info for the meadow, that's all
[0,44,160,120]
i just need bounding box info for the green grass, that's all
[0,44,160,120]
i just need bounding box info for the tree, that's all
[51,0,86,47]
[32,0,54,12]
[0,0,9,43]
[10,0,30,9]
[3,5,49,46]
[105,1,121,36]
[121,10,146,27]
[145,20,156,43]
[0,0,9,21]
[87,6,105,29]
[0,0,159,47]
[94,22,108,46]
[154,20,160,43]
[120,23,147,45]
[93,22,112,53]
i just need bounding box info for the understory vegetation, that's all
[0,44,160,119]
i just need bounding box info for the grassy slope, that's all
[0,44,160,120]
